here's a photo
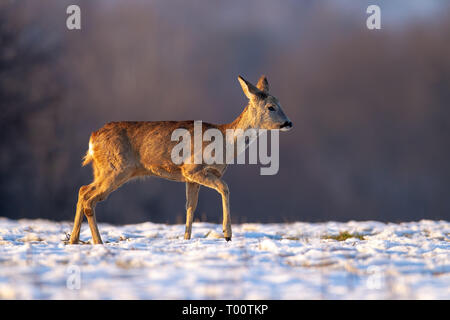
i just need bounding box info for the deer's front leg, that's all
[184,182,200,240]
[184,171,232,241]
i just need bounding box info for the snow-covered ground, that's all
[0,218,448,299]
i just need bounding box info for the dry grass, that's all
[322,231,365,241]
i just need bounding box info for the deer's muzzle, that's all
[280,121,293,131]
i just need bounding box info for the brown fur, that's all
[69,75,292,244]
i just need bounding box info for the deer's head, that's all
[238,75,292,131]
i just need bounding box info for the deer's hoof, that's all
[225,237,232,242]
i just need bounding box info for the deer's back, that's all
[89,121,223,182]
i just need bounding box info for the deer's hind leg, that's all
[184,182,200,240]
[70,184,97,244]
[82,169,134,244]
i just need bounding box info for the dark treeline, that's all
[1,0,449,224]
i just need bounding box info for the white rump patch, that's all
[88,141,94,156]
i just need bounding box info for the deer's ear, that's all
[238,75,265,100]
[256,75,269,93]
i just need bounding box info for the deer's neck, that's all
[218,105,261,162]
[223,105,254,131]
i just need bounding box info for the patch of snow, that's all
[0,218,448,299]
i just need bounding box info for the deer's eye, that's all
[267,106,275,111]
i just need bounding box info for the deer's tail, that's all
[82,135,95,167]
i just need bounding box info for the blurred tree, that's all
[0,1,449,224]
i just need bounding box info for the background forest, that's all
[1,0,449,224]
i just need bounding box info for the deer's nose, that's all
[280,121,293,129]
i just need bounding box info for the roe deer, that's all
[69,75,292,244]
